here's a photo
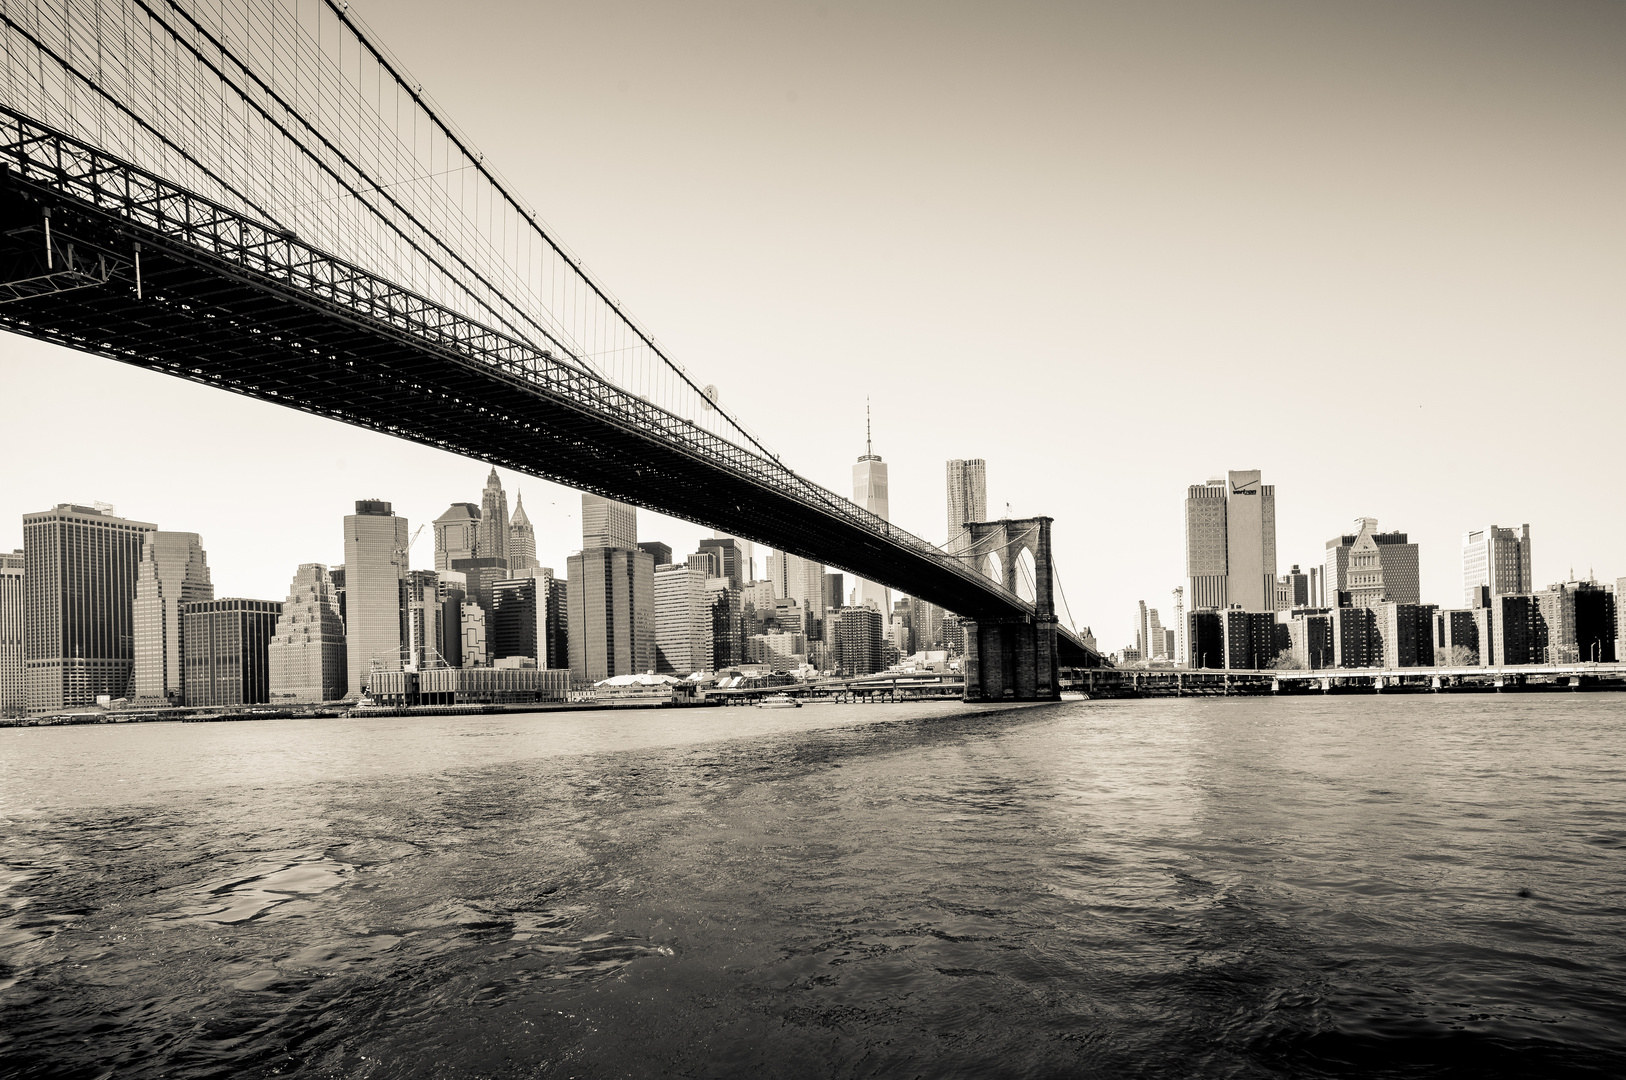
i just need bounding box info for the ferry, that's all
[756,693,802,709]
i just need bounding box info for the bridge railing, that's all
[0,107,1035,616]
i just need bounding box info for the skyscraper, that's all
[695,537,748,590]
[492,576,545,665]
[1325,519,1420,608]
[1184,471,1276,612]
[712,532,756,582]
[477,468,510,565]
[433,502,481,571]
[268,564,347,703]
[654,561,714,675]
[946,459,987,553]
[23,503,157,711]
[0,550,22,716]
[343,499,409,697]
[1461,525,1532,607]
[403,569,449,670]
[133,531,214,705]
[853,406,890,612]
[822,573,845,616]
[708,579,744,669]
[566,494,653,683]
[582,493,637,550]
[766,549,825,620]
[181,598,282,707]
[507,492,537,572]
[833,605,884,676]
[566,547,655,682]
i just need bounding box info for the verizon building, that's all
[1184,471,1277,612]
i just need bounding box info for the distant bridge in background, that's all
[0,0,1101,696]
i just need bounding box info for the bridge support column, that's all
[960,516,1060,703]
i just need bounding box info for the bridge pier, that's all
[961,517,1059,703]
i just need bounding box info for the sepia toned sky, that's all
[2,0,1623,650]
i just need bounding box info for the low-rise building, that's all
[368,665,570,706]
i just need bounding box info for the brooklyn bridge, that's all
[0,0,1103,698]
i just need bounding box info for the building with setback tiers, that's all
[343,500,409,697]
[507,493,537,572]
[1185,471,1276,612]
[133,532,214,705]
[477,468,510,565]
[268,564,347,703]
[182,599,282,706]
[23,504,156,711]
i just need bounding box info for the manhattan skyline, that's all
[0,0,1622,651]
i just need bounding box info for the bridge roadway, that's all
[0,109,1099,667]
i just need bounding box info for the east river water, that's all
[2,696,1624,1079]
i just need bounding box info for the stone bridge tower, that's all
[961,516,1059,702]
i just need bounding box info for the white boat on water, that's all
[756,693,801,709]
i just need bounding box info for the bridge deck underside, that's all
[0,177,1096,664]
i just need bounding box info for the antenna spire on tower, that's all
[866,397,872,458]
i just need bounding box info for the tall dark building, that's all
[637,541,673,567]
[708,583,743,669]
[450,556,509,664]
[566,547,655,682]
[1186,610,1224,669]
[1375,603,1437,668]
[493,578,543,663]
[694,537,747,589]
[1222,609,1277,670]
[1331,606,1380,668]
[822,573,846,614]
[1536,581,1616,664]
[546,577,569,670]
[23,503,157,711]
[833,605,884,676]
[182,598,282,707]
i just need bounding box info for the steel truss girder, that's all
[0,107,1098,663]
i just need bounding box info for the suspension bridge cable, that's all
[324,0,782,463]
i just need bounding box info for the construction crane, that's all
[393,523,427,570]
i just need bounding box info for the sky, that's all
[2,0,1623,650]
